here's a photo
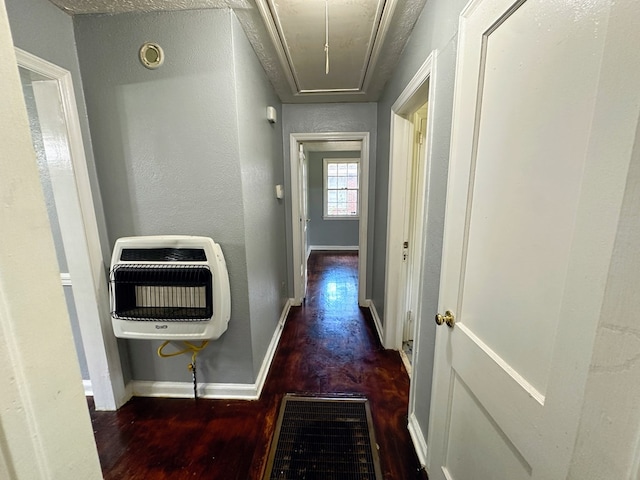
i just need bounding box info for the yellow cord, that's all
[157,340,209,367]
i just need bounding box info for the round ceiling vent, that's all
[139,42,164,69]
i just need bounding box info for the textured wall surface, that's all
[75,9,254,384]
[307,150,360,248]
[373,0,468,445]
[231,13,288,377]
[281,102,377,299]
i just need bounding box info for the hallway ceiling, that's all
[48,0,426,103]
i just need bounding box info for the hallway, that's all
[90,251,427,479]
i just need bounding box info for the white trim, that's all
[383,50,437,350]
[384,53,437,472]
[290,132,370,307]
[309,245,359,251]
[254,0,299,94]
[408,412,428,467]
[83,379,93,396]
[254,299,292,397]
[16,48,127,411]
[130,380,260,400]
[399,349,412,377]
[322,157,361,219]
[367,300,384,345]
[129,300,293,400]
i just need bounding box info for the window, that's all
[323,158,359,219]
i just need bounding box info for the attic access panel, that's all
[258,0,395,95]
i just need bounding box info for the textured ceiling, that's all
[48,0,426,103]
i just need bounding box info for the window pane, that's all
[325,160,359,217]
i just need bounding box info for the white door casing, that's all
[16,48,127,411]
[298,145,309,300]
[384,51,436,351]
[289,132,370,306]
[427,0,627,479]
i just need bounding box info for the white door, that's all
[427,0,613,478]
[402,105,428,349]
[298,145,309,300]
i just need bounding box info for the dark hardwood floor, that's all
[90,251,428,479]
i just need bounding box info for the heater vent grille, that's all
[110,264,213,322]
[120,248,206,262]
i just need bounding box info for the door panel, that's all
[446,374,531,480]
[459,0,594,395]
[428,0,609,478]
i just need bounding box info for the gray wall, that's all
[231,14,288,377]
[74,9,285,384]
[6,0,126,382]
[307,151,359,248]
[373,0,469,447]
[282,103,377,298]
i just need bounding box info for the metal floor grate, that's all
[264,395,382,480]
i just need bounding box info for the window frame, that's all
[323,158,360,220]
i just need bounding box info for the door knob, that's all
[435,310,455,328]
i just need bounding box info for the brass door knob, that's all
[435,310,455,328]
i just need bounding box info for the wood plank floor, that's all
[90,251,428,479]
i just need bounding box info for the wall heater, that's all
[109,236,230,340]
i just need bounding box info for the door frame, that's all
[384,51,437,351]
[384,52,437,467]
[16,48,127,411]
[289,132,370,306]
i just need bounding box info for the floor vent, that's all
[264,395,383,480]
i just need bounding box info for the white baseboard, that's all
[130,380,260,400]
[367,300,385,345]
[408,412,428,468]
[309,245,359,251]
[254,298,292,397]
[126,299,293,401]
[83,379,93,396]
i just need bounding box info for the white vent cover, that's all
[109,235,230,340]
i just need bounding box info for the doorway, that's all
[16,48,126,411]
[384,52,437,466]
[289,132,370,307]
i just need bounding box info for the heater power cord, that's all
[157,340,209,399]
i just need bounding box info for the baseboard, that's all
[254,298,292,397]
[309,245,359,251]
[408,412,428,467]
[127,299,293,401]
[129,380,260,399]
[367,300,385,346]
[83,379,93,396]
